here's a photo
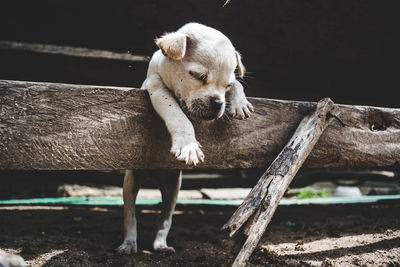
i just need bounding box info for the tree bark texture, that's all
[0,80,399,170]
[224,98,336,266]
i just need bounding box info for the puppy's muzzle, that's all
[210,97,224,115]
[187,97,225,121]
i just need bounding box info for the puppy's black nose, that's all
[210,97,224,111]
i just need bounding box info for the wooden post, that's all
[222,98,339,266]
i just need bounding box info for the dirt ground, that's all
[0,202,399,267]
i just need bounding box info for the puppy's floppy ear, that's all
[155,32,188,60]
[235,51,246,79]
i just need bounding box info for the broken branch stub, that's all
[224,98,338,267]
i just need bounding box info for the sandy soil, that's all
[0,202,399,267]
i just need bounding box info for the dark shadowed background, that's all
[1,0,399,107]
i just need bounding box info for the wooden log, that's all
[226,98,336,267]
[0,80,399,170]
[0,41,149,62]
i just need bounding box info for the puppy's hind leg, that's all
[116,170,141,254]
[153,170,182,253]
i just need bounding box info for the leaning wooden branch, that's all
[222,98,338,266]
[1,80,399,170]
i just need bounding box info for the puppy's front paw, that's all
[171,137,204,165]
[116,240,137,254]
[228,98,254,120]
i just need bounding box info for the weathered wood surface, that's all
[0,41,149,62]
[224,98,336,267]
[0,80,399,170]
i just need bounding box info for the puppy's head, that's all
[156,23,245,121]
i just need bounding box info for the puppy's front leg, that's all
[145,75,204,165]
[226,80,254,119]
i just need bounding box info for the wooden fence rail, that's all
[0,41,149,62]
[0,80,399,170]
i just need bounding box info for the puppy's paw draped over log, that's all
[170,136,204,165]
[116,240,138,254]
[228,98,254,119]
[226,80,254,119]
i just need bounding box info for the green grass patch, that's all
[297,187,330,199]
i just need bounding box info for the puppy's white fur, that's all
[117,23,253,254]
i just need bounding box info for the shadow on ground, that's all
[1,202,399,266]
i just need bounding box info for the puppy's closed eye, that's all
[189,71,207,84]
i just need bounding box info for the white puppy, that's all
[117,23,253,254]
